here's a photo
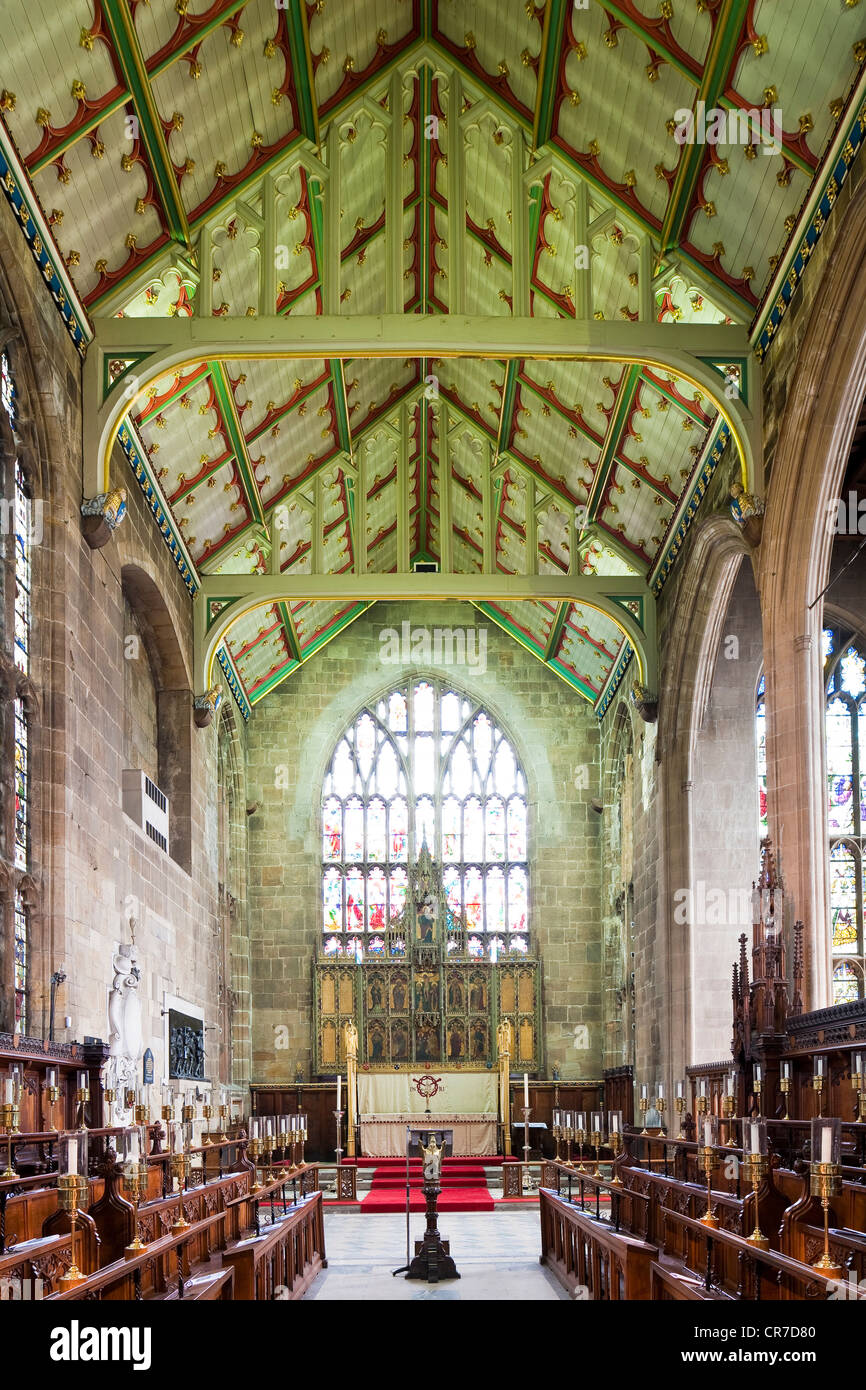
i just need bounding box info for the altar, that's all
[359,1113,497,1157]
[356,1070,498,1156]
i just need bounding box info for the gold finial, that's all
[79,28,95,51]
[121,153,135,172]
[36,107,51,128]
[751,34,768,56]
[71,80,86,101]
[0,90,15,111]
[230,27,244,47]
[214,160,227,178]
[251,131,263,149]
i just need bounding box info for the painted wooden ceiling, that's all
[2,0,861,710]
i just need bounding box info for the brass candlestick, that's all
[170,1153,191,1231]
[780,1076,790,1120]
[810,1164,842,1278]
[75,1086,90,1130]
[563,1123,573,1167]
[575,1126,587,1173]
[742,1153,769,1249]
[608,1129,624,1185]
[122,1161,149,1255]
[201,1104,213,1144]
[656,1097,666,1133]
[859,1090,866,1123]
[675,1095,686,1136]
[45,1084,60,1133]
[552,1122,562,1162]
[590,1114,604,1179]
[740,1119,770,1251]
[638,1096,648,1135]
[248,1135,263,1192]
[753,1079,762,1118]
[218,1104,228,1142]
[723,1093,737,1147]
[1,1103,20,1178]
[812,1074,824,1118]
[699,1146,718,1227]
[57,1173,89,1287]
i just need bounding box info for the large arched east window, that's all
[320,679,529,960]
[824,626,866,1004]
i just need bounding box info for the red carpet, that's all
[360,1155,496,1212]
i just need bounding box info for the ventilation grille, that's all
[122,769,169,854]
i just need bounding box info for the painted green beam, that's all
[581,363,641,532]
[101,0,191,249]
[286,0,320,146]
[278,600,303,663]
[656,0,751,261]
[532,0,569,152]
[543,599,570,661]
[208,362,266,528]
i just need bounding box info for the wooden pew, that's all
[220,1191,325,1300]
[45,1211,228,1302]
[0,1232,74,1296]
[539,1188,657,1299]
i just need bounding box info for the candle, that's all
[640,1082,648,1100]
[726,1072,735,1097]
[77,1071,88,1091]
[821,1126,832,1165]
[753,1065,761,1085]
[610,1112,620,1134]
[699,1078,707,1098]
[128,1129,139,1160]
[750,1122,759,1155]
[704,1118,713,1147]
[3,1079,12,1104]
[676,1080,684,1100]
[47,1067,57,1088]
[814,1056,824,1078]
[68,1136,78,1176]
[782,1061,790,1080]
[337,1075,341,1111]
[657,1082,665,1101]
[523,1073,529,1106]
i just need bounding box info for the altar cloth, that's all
[359,1113,498,1157]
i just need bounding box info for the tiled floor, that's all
[302,1208,569,1300]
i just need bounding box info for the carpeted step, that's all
[360,1186,494,1213]
[355,1155,504,1168]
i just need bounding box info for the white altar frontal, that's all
[357,1071,499,1156]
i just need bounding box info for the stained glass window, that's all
[825,627,866,1002]
[320,680,529,958]
[755,675,768,838]
[3,354,31,1032]
[14,891,27,1034]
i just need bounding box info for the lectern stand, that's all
[404,1127,459,1283]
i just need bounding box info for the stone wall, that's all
[0,191,230,1091]
[245,599,601,1083]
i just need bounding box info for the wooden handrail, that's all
[45,1210,227,1300]
[662,1206,848,1289]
